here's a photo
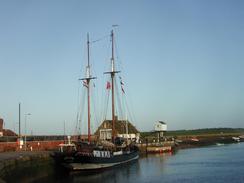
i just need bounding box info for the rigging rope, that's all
[79,86,87,134]
[91,80,100,133]
[74,28,138,136]
[114,77,124,120]
[91,34,110,44]
[103,80,110,120]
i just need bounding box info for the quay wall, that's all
[137,141,175,154]
[0,151,53,182]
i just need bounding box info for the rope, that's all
[91,80,100,133]
[79,86,87,134]
[103,80,110,120]
[91,34,110,44]
[114,77,123,119]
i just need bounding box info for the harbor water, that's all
[7,142,244,183]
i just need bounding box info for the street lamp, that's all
[25,113,31,151]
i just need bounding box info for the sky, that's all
[0,0,244,135]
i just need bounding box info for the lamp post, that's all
[24,113,31,151]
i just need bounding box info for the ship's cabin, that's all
[58,143,76,153]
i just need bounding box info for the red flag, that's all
[106,81,111,89]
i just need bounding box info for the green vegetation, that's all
[140,128,244,139]
[166,128,244,136]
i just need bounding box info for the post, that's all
[24,113,31,151]
[25,115,27,151]
[19,103,21,137]
[103,29,120,143]
[111,30,115,143]
[146,138,148,155]
[87,33,91,143]
[111,72,115,143]
[87,79,91,143]
[79,33,96,143]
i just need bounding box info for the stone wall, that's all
[0,151,53,182]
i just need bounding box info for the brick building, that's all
[95,116,140,141]
[0,118,17,137]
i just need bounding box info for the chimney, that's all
[0,118,3,132]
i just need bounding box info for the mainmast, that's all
[80,33,96,143]
[105,30,120,143]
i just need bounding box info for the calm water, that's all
[30,143,244,182]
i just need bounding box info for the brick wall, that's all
[0,142,17,152]
[0,140,65,152]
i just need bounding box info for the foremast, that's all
[104,30,120,143]
[80,33,96,143]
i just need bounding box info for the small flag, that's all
[119,76,125,93]
[119,76,124,85]
[106,81,111,89]
[121,86,125,94]
[83,81,88,88]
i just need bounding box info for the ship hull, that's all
[61,150,139,171]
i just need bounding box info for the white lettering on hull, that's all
[93,150,111,158]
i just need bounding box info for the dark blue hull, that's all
[52,143,140,171]
[75,150,139,164]
[66,150,139,171]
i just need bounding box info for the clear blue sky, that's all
[0,0,244,135]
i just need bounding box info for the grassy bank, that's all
[139,128,244,151]
[140,128,244,139]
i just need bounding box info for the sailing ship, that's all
[52,30,139,171]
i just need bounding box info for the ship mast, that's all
[105,30,120,143]
[80,33,96,143]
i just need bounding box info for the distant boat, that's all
[216,143,225,146]
[239,135,244,139]
[53,30,139,171]
[175,139,183,143]
[232,137,240,142]
[191,138,199,142]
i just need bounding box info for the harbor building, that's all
[95,116,140,142]
[0,118,17,137]
[154,121,167,141]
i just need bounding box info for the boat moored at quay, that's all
[52,29,139,171]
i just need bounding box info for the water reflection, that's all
[70,161,140,183]
[5,144,244,183]
[34,160,140,183]
[34,152,174,183]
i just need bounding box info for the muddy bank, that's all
[138,135,243,154]
[175,135,243,149]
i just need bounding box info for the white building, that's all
[155,121,167,131]
[154,121,167,139]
